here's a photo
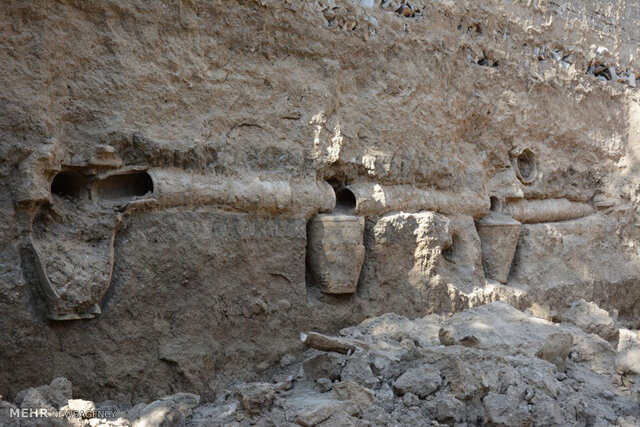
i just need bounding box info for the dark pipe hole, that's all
[442,234,459,263]
[490,196,501,212]
[51,170,87,199]
[335,187,356,214]
[442,246,454,261]
[92,171,153,201]
[516,149,537,184]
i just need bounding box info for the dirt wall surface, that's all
[3,0,640,411]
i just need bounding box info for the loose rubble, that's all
[3,301,640,426]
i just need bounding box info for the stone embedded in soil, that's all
[536,332,573,369]
[392,366,443,398]
[561,299,620,345]
[615,349,640,375]
[303,352,346,381]
[236,382,275,415]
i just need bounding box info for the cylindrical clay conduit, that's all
[144,169,335,217]
[344,183,490,219]
[503,198,594,224]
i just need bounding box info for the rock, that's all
[536,332,573,369]
[367,16,380,32]
[618,416,639,426]
[126,403,147,421]
[43,377,73,408]
[290,396,346,427]
[331,381,375,412]
[303,352,345,381]
[561,300,619,344]
[322,411,359,426]
[393,366,442,398]
[340,352,380,388]
[435,302,565,355]
[288,382,374,426]
[125,403,147,422]
[236,382,275,415]
[402,392,420,407]
[615,349,640,375]
[274,375,294,392]
[301,332,363,354]
[396,4,415,17]
[133,400,184,427]
[97,400,120,412]
[130,392,200,426]
[529,394,564,426]
[62,398,97,418]
[316,378,333,392]
[618,328,640,351]
[375,383,396,413]
[483,389,532,427]
[18,388,49,409]
[280,353,297,367]
[0,401,18,427]
[592,194,616,209]
[424,391,466,424]
[160,393,200,417]
[24,378,72,410]
[190,402,237,424]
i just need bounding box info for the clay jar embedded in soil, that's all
[476,212,521,284]
[307,214,365,294]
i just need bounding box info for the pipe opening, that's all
[515,149,537,184]
[51,170,87,199]
[442,233,459,263]
[490,196,501,212]
[92,171,153,201]
[334,187,356,214]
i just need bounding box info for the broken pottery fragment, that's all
[25,174,121,320]
[476,212,521,284]
[22,168,152,320]
[300,331,367,354]
[306,214,365,294]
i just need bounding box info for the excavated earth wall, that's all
[3,0,640,405]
